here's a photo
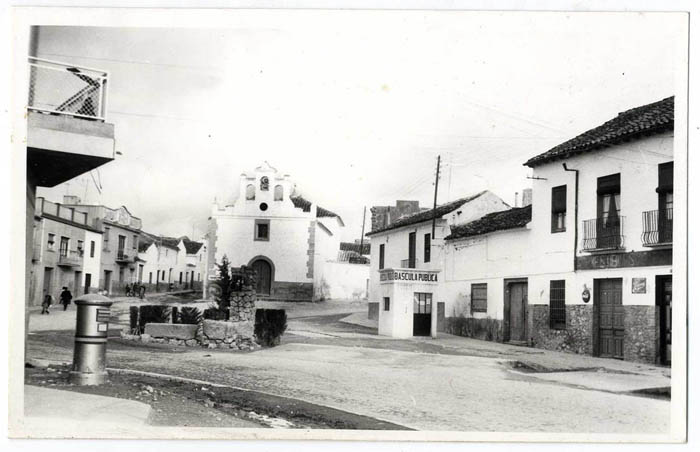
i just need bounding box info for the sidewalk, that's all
[20,385,152,437]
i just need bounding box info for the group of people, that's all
[125,282,146,299]
[40,287,72,314]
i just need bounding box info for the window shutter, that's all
[597,173,620,195]
[551,185,567,213]
[657,162,673,193]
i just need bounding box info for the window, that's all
[424,233,431,263]
[59,237,70,257]
[179,272,183,284]
[246,184,255,200]
[549,280,566,329]
[551,185,567,233]
[161,270,165,281]
[414,293,432,314]
[471,283,487,314]
[47,233,55,250]
[274,185,284,201]
[657,162,673,243]
[379,244,385,270]
[77,240,84,255]
[132,235,138,249]
[597,173,621,223]
[255,219,270,241]
[90,241,95,257]
[149,272,153,284]
[104,227,110,242]
[383,297,390,311]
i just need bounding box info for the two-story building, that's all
[365,190,510,338]
[440,96,674,365]
[138,232,181,290]
[29,197,103,306]
[61,196,143,295]
[207,162,344,302]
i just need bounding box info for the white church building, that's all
[207,162,345,302]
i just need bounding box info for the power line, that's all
[37,52,220,72]
[109,110,203,123]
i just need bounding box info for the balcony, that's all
[642,209,673,247]
[115,250,132,264]
[400,258,416,269]
[58,250,82,267]
[582,217,625,252]
[27,57,115,188]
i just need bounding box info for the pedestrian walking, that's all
[41,294,53,314]
[125,282,132,297]
[138,283,146,299]
[59,287,73,311]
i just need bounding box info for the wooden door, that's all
[508,282,528,342]
[252,259,272,295]
[84,273,91,294]
[597,279,624,359]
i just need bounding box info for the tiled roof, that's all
[524,96,674,167]
[183,239,204,255]
[340,242,370,255]
[445,205,532,240]
[366,191,486,236]
[137,238,154,253]
[139,231,180,250]
[291,195,343,222]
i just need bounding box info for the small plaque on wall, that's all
[632,277,647,294]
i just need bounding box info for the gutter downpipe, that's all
[563,163,579,271]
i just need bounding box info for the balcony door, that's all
[408,232,416,268]
[59,236,69,257]
[596,174,621,249]
[117,235,126,258]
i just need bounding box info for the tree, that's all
[215,255,233,311]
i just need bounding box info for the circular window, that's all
[259,202,268,211]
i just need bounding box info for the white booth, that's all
[377,268,441,338]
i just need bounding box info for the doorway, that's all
[413,292,432,336]
[103,270,112,293]
[656,275,672,365]
[73,271,82,295]
[84,273,92,294]
[504,279,528,343]
[595,278,624,359]
[251,258,272,295]
[42,267,53,300]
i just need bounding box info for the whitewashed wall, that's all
[82,230,102,291]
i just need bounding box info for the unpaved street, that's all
[27,300,671,432]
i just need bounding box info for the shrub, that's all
[138,305,172,333]
[171,306,179,324]
[254,309,287,347]
[444,315,503,342]
[129,306,139,334]
[203,307,229,321]
[215,255,234,311]
[179,306,202,325]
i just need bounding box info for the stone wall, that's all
[531,305,593,355]
[270,281,314,302]
[200,319,258,351]
[444,316,503,342]
[624,305,658,364]
[229,289,256,321]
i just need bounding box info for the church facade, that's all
[207,163,344,302]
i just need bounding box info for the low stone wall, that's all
[444,316,503,342]
[269,281,314,302]
[531,305,593,355]
[368,302,379,320]
[229,290,256,322]
[200,319,257,350]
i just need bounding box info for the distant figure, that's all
[59,287,73,311]
[138,284,146,299]
[41,294,53,315]
[125,283,132,297]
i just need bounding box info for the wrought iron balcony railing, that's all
[642,209,673,246]
[116,250,131,263]
[28,57,108,121]
[58,249,82,267]
[581,216,625,251]
[400,258,416,269]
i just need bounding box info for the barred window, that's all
[471,283,487,314]
[551,185,567,233]
[383,297,390,311]
[549,280,566,329]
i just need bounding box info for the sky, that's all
[34,11,684,242]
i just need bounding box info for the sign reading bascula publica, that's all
[380,270,438,284]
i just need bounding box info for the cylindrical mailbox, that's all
[70,294,113,385]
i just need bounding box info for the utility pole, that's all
[431,155,441,239]
[358,206,367,256]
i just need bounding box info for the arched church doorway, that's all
[250,258,273,295]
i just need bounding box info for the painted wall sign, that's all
[380,270,438,284]
[632,277,647,294]
[576,249,671,270]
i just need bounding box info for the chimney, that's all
[514,192,519,208]
[63,195,81,205]
[522,188,532,207]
